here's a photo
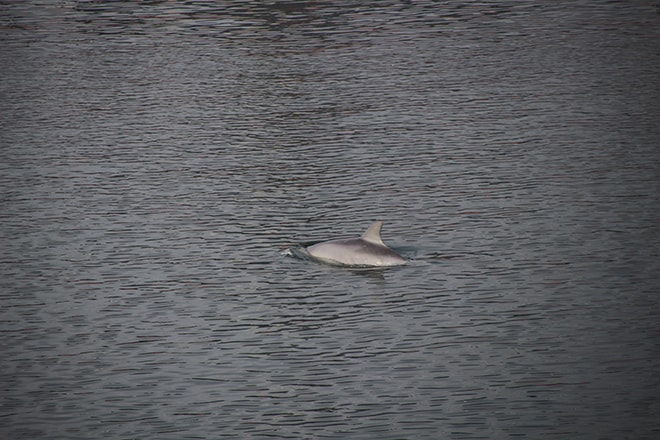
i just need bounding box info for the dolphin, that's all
[304,221,407,267]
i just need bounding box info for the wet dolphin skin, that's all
[306,221,406,267]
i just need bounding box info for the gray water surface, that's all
[1,1,659,439]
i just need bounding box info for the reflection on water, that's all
[1,1,659,439]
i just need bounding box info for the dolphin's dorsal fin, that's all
[361,221,385,245]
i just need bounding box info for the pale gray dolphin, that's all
[305,221,407,267]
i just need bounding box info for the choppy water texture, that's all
[1,1,659,439]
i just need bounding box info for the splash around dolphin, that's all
[289,221,407,267]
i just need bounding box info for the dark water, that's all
[1,1,659,439]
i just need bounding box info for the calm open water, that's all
[1,1,659,439]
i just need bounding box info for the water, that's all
[1,1,659,439]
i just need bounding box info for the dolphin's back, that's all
[302,221,406,267]
[307,238,406,267]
